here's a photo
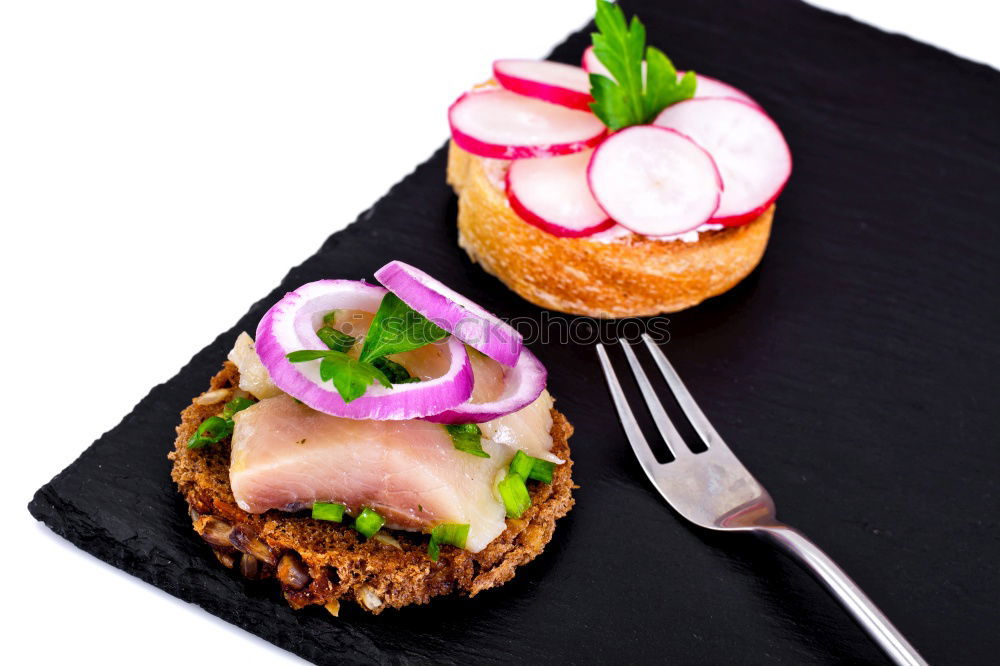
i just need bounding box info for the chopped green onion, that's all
[427,523,470,562]
[186,415,233,449]
[312,502,346,522]
[445,423,489,458]
[371,357,420,384]
[354,507,385,538]
[322,310,340,326]
[508,450,535,479]
[508,450,556,484]
[528,458,555,484]
[498,473,531,518]
[317,326,355,353]
[221,396,255,419]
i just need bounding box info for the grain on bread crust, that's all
[448,141,774,318]
[169,362,575,614]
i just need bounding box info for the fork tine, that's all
[641,334,725,450]
[619,340,688,458]
[595,343,662,478]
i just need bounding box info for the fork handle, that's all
[757,525,927,666]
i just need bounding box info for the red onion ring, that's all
[255,280,474,420]
[424,347,547,424]
[374,261,524,367]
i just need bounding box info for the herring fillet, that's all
[230,393,555,552]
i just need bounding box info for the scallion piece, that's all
[527,458,555,484]
[445,423,489,458]
[508,450,556,484]
[322,310,340,326]
[509,450,535,479]
[427,523,470,562]
[316,326,356,353]
[312,502,346,522]
[186,415,233,449]
[497,473,531,518]
[221,396,255,419]
[354,507,385,538]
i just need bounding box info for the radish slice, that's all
[256,280,474,420]
[448,89,606,159]
[424,347,547,424]
[493,59,593,111]
[587,126,722,236]
[654,98,791,226]
[582,47,758,106]
[688,74,759,107]
[374,261,524,367]
[506,149,613,238]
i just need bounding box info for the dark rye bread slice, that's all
[169,362,575,615]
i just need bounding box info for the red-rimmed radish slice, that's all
[256,280,474,420]
[587,126,722,236]
[448,89,606,159]
[654,98,791,226]
[689,73,758,107]
[424,347,547,424]
[493,59,593,111]
[582,47,758,106]
[374,261,524,367]
[506,149,612,238]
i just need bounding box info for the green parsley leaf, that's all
[318,352,391,403]
[445,423,489,458]
[427,523,470,562]
[371,356,421,384]
[287,349,390,403]
[317,325,356,353]
[588,0,695,130]
[286,292,444,403]
[286,349,335,363]
[644,45,696,120]
[359,293,448,363]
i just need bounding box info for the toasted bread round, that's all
[169,362,574,615]
[448,141,774,318]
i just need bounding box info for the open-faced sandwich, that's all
[447,0,792,317]
[170,261,573,615]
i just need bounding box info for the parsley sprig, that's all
[588,0,696,130]
[286,293,446,403]
[358,293,448,362]
[286,349,392,403]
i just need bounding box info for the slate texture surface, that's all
[29,1,999,663]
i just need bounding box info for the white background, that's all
[2,1,996,663]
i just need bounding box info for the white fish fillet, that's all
[227,330,559,552]
[231,394,559,551]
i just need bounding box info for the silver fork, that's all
[596,335,926,666]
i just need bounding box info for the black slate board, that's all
[29,1,1000,663]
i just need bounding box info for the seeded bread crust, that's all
[169,362,575,615]
[448,141,775,318]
